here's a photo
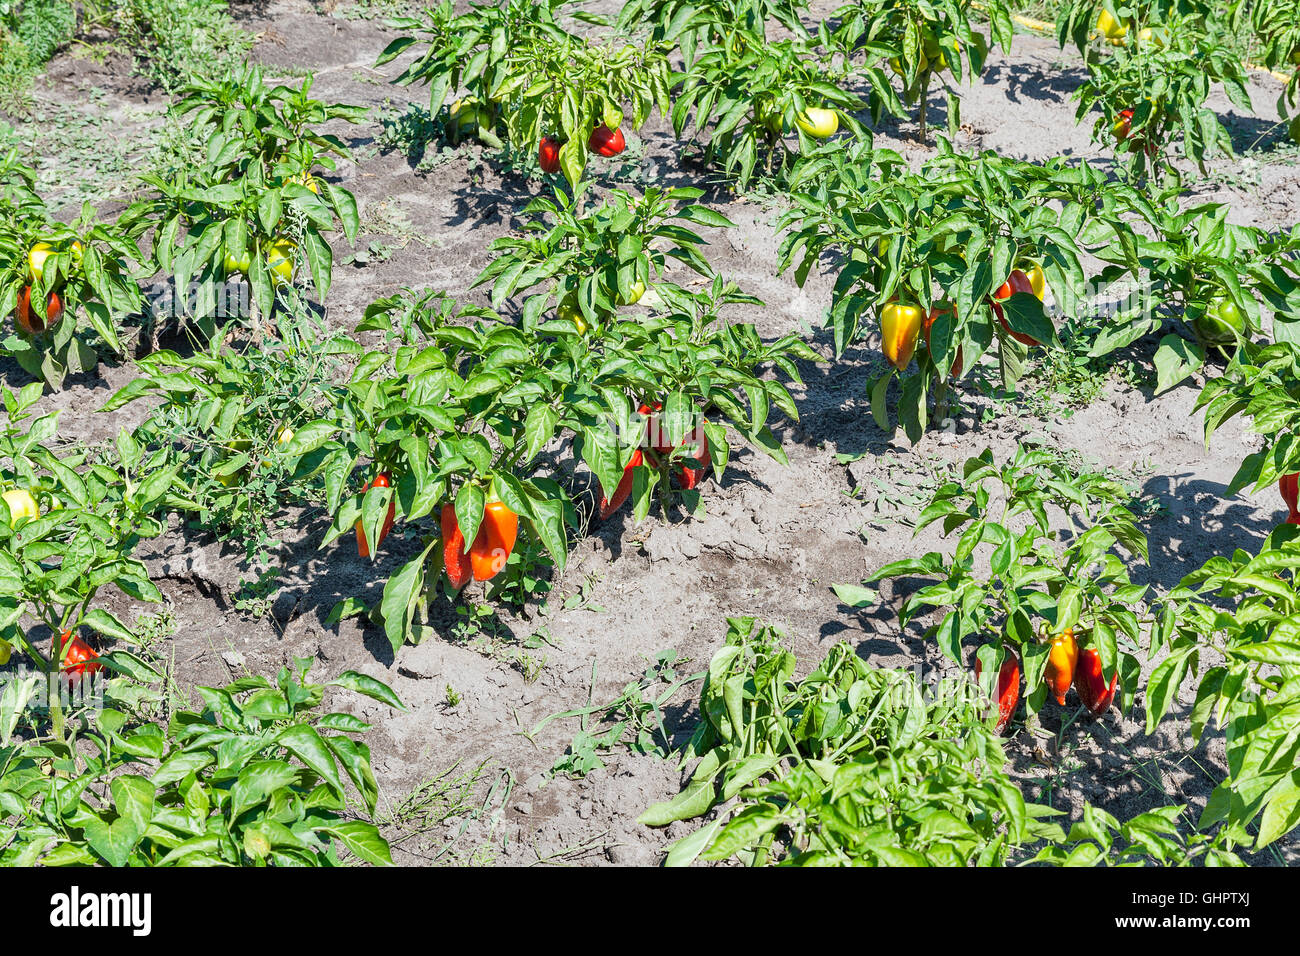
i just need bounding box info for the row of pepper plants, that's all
[3,0,1300,865]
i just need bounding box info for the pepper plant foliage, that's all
[322,270,814,653]
[1196,340,1300,496]
[0,659,403,866]
[640,617,1055,866]
[614,0,812,65]
[121,66,363,329]
[1071,11,1251,179]
[377,0,673,186]
[829,0,1013,140]
[1239,0,1300,116]
[669,28,879,189]
[0,153,143,390]
[1086,192,1300,393]
[99,309,357,563]
[780,140,1117,439]
[863,446,1147,717]
[0,386,172,678]
[473,184,731,326]
[1146,527,1300,850]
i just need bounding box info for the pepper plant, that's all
[377,0,673,186]
[1070,10,1252,180]
[670,30,877,189]
[1195,340,1300,502]
[472,184,730,328]
[0,154,143,390]
[858,446,1147,721]
[98,309,357,564]
[829,0,1013,141]
[1240,0,1300,130]
[642,617,1064,865]
[317,271,814,653]
[779,139,1119,439]
[1086,192,1300,392]
[614,0,812,67]
[121,66,363,332]
[1145,527,1300,850]
[0,384,175,743]
[0,659,401,866]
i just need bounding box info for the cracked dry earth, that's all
[6,0,1300,865]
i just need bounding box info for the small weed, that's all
[233,568,282,620]
[530,651,703,779]
[132,606,178,651]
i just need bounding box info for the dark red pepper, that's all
[975,650,1020,735]
[1281,473,1299,522]
[1073,647,1118,716]
[355,473,396,558]
[599,449,643,519]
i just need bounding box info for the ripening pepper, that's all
[441,503,471,590]
[1019,260,1047,301]
[599,449,643,519]
[1073,647,1118,716]
[1044,628,1079,706]
[470,498,519,582]
[991,270,1041,346]
[1281,473,1300,523]
[54,629,102,683]
[355,473,397,558]
[923,302,963,378]
[638,401,674,455]
[676,434,712,490]
[880,300,924,371]
[975,650,1020,735]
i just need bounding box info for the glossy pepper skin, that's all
[441,503,471,590]
[355,473,397,558]
[1019,261,1047,301]
[991,269,1041,346]
[880,301,924,371]
[638,401,673,455]
[588,125,626,156]
[1112,108,1134,141]
[1044,628,1079,706]
[975,650,1020,735]
[923,303,963,378]
[55,629,102,683]
[470,498,519,582]
[599,449,643,519]
[1074,647,1118,715]
[539,136,563,173]
[15,286,63,335]
[1279,473,1300,524]
[676,434,712,490]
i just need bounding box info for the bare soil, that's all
[5,0,1299,865]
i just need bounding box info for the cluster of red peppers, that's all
[976,626,1117,735]
[538,125,626,173]
[352,470,521,589]
[441,498,519,589]
[597,401,713,519]
[533,124,624,172]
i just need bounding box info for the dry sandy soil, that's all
[5,0,1300,865]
